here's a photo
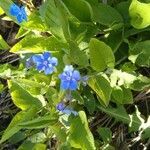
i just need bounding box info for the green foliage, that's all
[62,0,92,22]
[97,127,112,143]
[68,111,96,150]
[129,40,150,67]
[18,141,46,150]
[40,0,65,40]
[0,108,37,143]
[89,38,115,71]
[129,0,150,29]
[10,35,68,53]
[91,3,123,28]
[88,74,112,106]
[0,0,150,149]
[0,35,10,50]
[69,41,88,66]
[0,7,4,15]
[112,86,133,104]
[8,80,42,110]
[18,115,58,129]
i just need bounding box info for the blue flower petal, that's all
[69,79,78,90]
[44,67,54,75]
[60,80,70,90]
[16,14,23,23]
[64,65,74,72]
[43,52,51,60]
[50,57,58,66]
[56,102,65,111]
[37,64,44,71]
[32,55,43,64]
[59,72,67,80]
[10,4,20,16]
[20,6,27,21]
[26,57,34,69]
[72,70,81,81]
[62,108,78,116]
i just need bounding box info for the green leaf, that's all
[68,111,96,150]
[105,31,123,52]
[9,131,27,144]
[129,40,150,67]
[98,105,144,132]
[129,106,144,132]
[89,38,115,71]
[54,0,72,41]
[39,0,65,40]
[50,124,67,143]
[110,69,150,91]
[28,132,47,143]
[18,115,57,129]
[98,106,130,124]
[88,74,112,106]
[129,0,150,29]
[0,0,13,17]
[62,0,92,22]
[0,7,4,15]
[69,41,89,66]
[112,86,133,104]
[97,127,112,143]
[141,117,150,139]
[92,3,123,28]
[22,11,47,32]
[0,83,4,92]
[18,141,46,150]
[142,128,150,139]
[10,35,68,53]
[15,27,30,39]
[8,80,42,110]
[82,88,96,113]
[116,1,130,25]
[0,35,10,50]
[0,108,37,143]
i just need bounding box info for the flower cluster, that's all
[9,4,27,23]
[26,52,58,75]
[26,52,86,116]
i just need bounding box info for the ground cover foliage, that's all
[0,0,150,149]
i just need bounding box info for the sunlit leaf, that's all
[89,38,115,71]
[68,111,96,150]
[129,0,150,29]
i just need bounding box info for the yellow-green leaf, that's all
[129,0,150,29]
[89,38,115,72]
[88,74,112,106]
[68,111,96,150]
[8,80,42,110]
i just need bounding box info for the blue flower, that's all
[26,56,34,69]
[59,65,81,90]
[9,4,27,23]
[56,102,65,111]
[56,102,78,116]
[32,52,58,75]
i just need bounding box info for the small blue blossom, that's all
[56,102,78,116]
[56,102,65,111]
[32,52,58,75]
[26,56,34,69]
[59,65,81,90]
[10,4,27,23]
